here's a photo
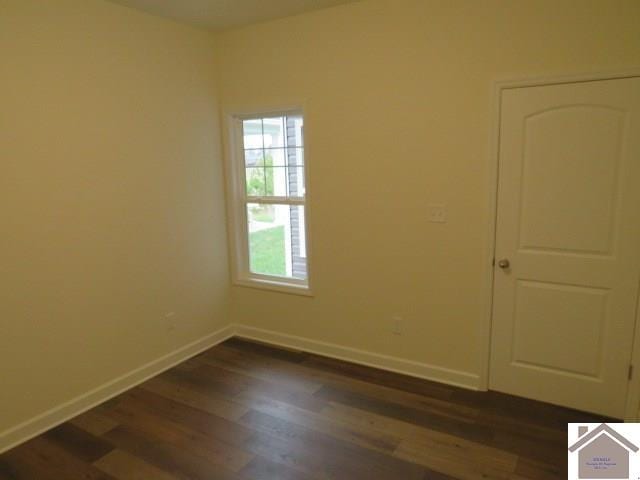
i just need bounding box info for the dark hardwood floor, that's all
[0,338,608,479]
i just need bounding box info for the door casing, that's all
[480,68,640,420]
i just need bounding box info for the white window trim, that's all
[224,108,313,297]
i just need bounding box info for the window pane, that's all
[244,148,264,168]
[285,115,304,147]
[243,119,263,149]
[245,167,265,197]
[265,148,286,167]
[247,203,307,280]
[262,117,285,148]
[264,167,288,196]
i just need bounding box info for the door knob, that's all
[497,259,510,269]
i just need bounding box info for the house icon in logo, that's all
[569,424,639,479]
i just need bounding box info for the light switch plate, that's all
[428,203,447,223]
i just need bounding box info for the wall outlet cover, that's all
[428,203,447,223]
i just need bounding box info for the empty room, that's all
[1,1,639,479]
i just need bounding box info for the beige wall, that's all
[216,0,640,381]
[0,0,228,434]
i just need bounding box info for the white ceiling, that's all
[108,0,361,32]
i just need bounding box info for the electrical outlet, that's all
[392,315,402,335]
[428,203,447,223]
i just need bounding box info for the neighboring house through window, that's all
[227,110,310,294]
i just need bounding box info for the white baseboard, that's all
[233,324,481,391]
[0,325,235,454]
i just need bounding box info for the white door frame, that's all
[480,68,640,421]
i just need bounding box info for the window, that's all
[227,111,310,294]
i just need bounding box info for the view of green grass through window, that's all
[243,115,307,281]
[249,218,285,276]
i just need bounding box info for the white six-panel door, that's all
[490,77,640,418]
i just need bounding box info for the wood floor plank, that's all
[103,391,253,471]
[103,425,243,480]
[241,430,332,479]
[94,449,179,480]
[70,409,120,436]
[238,394,402,453]
[301,353,455,401]
[200,350,324,394]
[452,388,606,429]
[2,436,116,480]
[43,423,114,463]
[394,430,517,480]
[0,453,60,480]
[238,456,320,480]
[139,374,249,421]
[321,401,416,437]
[512,457,565,480]
[487,428,566,466]
[314,384,492,442]
[0,451,55,480]
[239,409,428,480]
[120,388,252,446]
[207,345,341,400]
[322,402,516,480]
[160,364,246,398]
[223,338,309,364]
[196,363,328,413]
[317,376,479,423]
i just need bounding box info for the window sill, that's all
[233,277,314,297]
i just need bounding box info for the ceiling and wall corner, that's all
[106,0,362,31]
